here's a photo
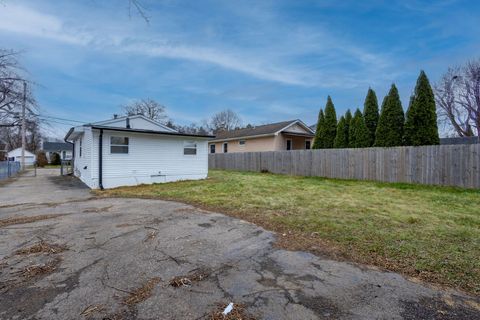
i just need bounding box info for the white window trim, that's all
[210,144,216,154]
[110,136,129,154]
[79,137,82,157]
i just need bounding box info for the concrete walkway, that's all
[0,169,478,319]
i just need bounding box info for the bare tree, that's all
[0,49,40,152]
[208,109,242,132]
[122,98,169,124]
[434,59,480,137]
[128,0,150,23]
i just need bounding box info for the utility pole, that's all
[21,81,26,170]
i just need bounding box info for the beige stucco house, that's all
[209,120,315,154]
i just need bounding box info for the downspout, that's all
[99,129,104,190]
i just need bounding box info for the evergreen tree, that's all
[344,109,352,146]
[322,96,337,148]
[333,116,348,148]
[349,109,370,148]
[312,109,325,149]
[363,88,379,146]
[404,71,440,146]
[374,84,405,147]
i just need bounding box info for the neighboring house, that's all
[7,148,36,165]
[64,115,214,189]
[209,120,314,154]
[0,140,7,160]
[440,136,479,145]
[42,142,73,162]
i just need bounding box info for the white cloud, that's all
[0,2,393,89]
[0,3,91,45]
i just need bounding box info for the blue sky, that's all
[1,0,479,137]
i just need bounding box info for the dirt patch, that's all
[209,303,257,320]
[401,296,480,320]
[15,241,67,255]
[123,277,161,306]
[0,214,67,228]
[169,270,210,287]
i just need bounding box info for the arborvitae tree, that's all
[344,109,352,146]
[322,96,337,148]
[333,116,348,148]
[363,88,379,146]
[349,109,370,148]
[404,71,440,146]
[312,109,325,149]
[374,84,405,147]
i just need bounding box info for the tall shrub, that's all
[333,116,348,148]
[36,151,48,167]
[322,96,337,148]
[312,109,325,149]
[363,88,379,146]
[375,84,405,147]
[404,71,440,146]
[349,109,370,148]
[344,109,352,146]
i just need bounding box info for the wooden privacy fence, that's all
[208,144,480,188]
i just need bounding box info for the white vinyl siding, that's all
[99,132,208,188]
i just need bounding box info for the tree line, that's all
[313,71,440,149]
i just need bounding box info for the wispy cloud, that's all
[0,2,390,89]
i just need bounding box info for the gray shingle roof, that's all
[440,136,479,145]
[43,142,73,152]
[212,120,312,140]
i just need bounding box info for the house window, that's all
[210,144,215,154]
[184,141,197,155]
[110,136,129,154]
[239,140,246,146]
[79,138,82,157]
[286,139,292,150]
[223,143,228,153]
[305,140,311,150]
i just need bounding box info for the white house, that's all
[64,115,214,189]
[7,148,36,166]
[42,141,73,162]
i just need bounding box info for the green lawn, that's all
[100,170,480,294]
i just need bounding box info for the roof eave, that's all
[209,132,276,143]
[89,125,215,139]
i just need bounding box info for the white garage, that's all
[7,148,36,166]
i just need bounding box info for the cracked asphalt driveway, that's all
[1,169,479,319]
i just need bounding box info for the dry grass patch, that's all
[169,269,210,288]
[123,277,161,306]
[80,304,105,317]
[15,241,67,255]
[0,214,66,227]
[17,258,61,280]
